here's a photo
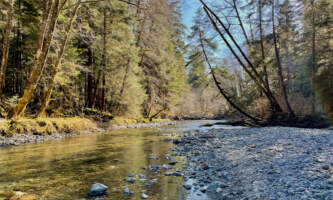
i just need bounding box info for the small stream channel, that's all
[0,120,231,200]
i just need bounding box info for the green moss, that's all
[1,118,97,137]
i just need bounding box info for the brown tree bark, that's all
[37,0,81,117]
[87,48,95,108]
[310,0,317,114]
[272,1,295,117]
[311,0,316,75]
[15,0,23,95]
[258,0,270,90]
[100,7,107,112]
[0,0,14,96]
[8,0,62,118]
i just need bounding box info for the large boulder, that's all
[88,183,108,196]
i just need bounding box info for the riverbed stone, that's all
[141,193,149,199]
[88,183,108,196]
[125,177,136,183]
[175,127,333,199]
[124,187,130,195]
[183,184,192,190]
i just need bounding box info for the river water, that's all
[0,120,229,200]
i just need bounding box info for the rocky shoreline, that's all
[0,121,176,146]
[174,127,333,200]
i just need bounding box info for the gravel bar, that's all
[175,127,333,200]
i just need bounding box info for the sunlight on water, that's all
[0,121,237,200]
[0,126,190,200]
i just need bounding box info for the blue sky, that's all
[180,0,200,32]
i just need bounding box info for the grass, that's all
[0,116,171,137]
[0,117,97,137]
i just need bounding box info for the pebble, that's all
[183,184,192,190]
[175,127,333,199]
[124,187,130,195]
[88,183,108,196]
[141,193,149,199]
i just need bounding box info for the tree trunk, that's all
[8,0,61,118]
[37,0,81,117]
[258,0,270,91]
[233,0,250,47]
[0,0,14,96]
[100,7,107,111]
[87,48,95,108]
[15,0,23,95]
[234,69,242,98]
[92,70,101,108]
[119,60,131,98]
[310,0,316,114]
[311,0,316,75]
[272,0,295,117]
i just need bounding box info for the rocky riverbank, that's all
[174,127,333,200]
[0,121,176,146]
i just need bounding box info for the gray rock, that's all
[124,187,130,195]
[149,156,159,160]
[322,165,330,170]
[125,177,136,183]
[141,193,149,199]
[183,184,192,190]
[88,183,108,196]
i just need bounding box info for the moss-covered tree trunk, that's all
[8,0,61,118]
[37,0,81,117]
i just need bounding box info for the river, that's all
[0,120,232,200]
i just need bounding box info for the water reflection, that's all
[0,120,235,200]
[0,127,188,200]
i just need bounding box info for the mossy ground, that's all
[0,117,172,137]
[0,117,98,137]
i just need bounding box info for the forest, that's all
[0,0,332,126]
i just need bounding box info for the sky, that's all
[178,0,245,69]
[180,0,200,32]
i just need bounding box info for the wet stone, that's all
[88,183,108,196]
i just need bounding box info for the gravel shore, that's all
[175,127,333,200]
[0,121,176,146]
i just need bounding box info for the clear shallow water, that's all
[0,120,239,200]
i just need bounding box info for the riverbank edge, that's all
[0,118,176,146]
